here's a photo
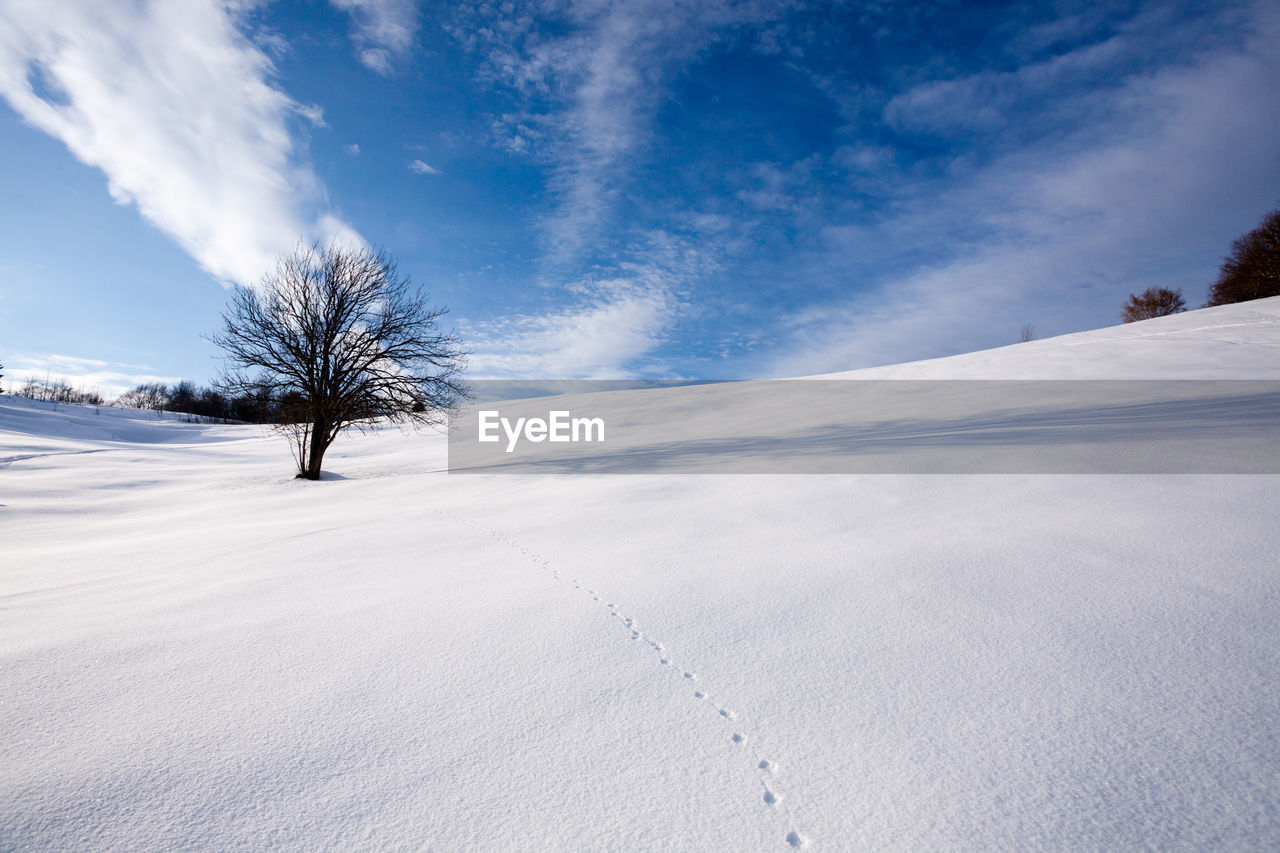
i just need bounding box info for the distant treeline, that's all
[7,377,286,424]
[9,376,106,407]
[116,380,285,423]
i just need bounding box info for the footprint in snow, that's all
[455,515,811,849]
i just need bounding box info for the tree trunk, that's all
[302,419,328,480]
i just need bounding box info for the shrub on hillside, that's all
[1121,287,1186,322]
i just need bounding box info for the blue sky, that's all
[1,0,1278,394]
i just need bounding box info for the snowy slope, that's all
[824,295,1280,379]
[3,299,1279,851]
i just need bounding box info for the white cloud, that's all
[408,158,440,175]
[465,274,679,378]
[0,0,358,287]
[346,143,361,155]
[331,0,419,75]
[2,352,182,399]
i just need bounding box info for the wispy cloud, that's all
[465,279,677,378]
[462,225,725,377]
[408,158,440,175]
[883,36,1128,135]
[2,352,181,399]
[331,0,419,75]
[459,0,791,264]
[0,0,357,286]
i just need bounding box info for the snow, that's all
[3,297,1280,850]
[820,296,1280,379]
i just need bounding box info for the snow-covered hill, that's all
[827,295,1280,378]
[3,298,1279,851]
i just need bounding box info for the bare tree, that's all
[117,382,170,411]
[1205,206,1280,306]
[211,242,467,479]
[1018,324,1037,343]
[1121,287,1186,322]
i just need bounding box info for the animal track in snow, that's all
[437,509,810,851]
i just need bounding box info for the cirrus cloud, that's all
[331,0,420,75]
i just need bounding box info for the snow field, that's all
[3,297,1280,850]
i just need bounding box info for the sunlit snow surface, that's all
[4,299,1280,850]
